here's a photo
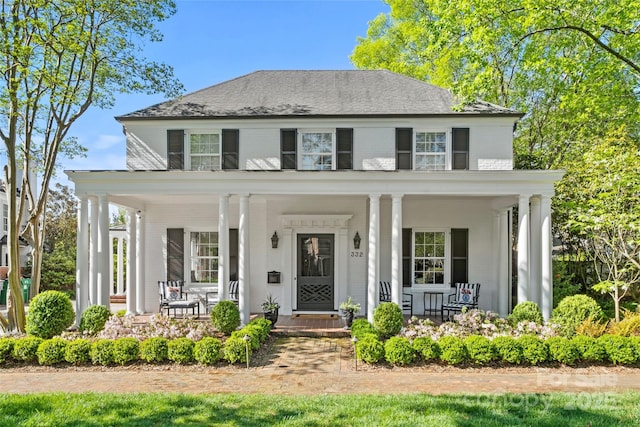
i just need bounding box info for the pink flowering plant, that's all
[98,314,219,341]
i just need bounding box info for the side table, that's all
[423,291,444,317]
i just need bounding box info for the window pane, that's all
[190,231,219,283]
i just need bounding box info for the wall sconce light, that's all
[353,231,361,249]
[271,231,279,249]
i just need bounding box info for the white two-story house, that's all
[67,70,563,324]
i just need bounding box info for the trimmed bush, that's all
[629,336,640,361]
[25,290,75,339]
[551,295,604,337]
[113,338,140,365]
[350,319,378,340]
[210,301,241,335]
[168,338,195,364]
[508,301,543,326]
[64,339,92,365]
[90,339,115,366]
[232,329,259,351]
[139,337,169,363]
[373,302,404,338]
[412,337,440,362]
[518,335,548,365]
[194,337,222,365]
[37,338,68,365]
[247,318,272,341]
[222,335,250,364]
[438,336,468,365]
[0,338,15,364]
[492,336,523,364]
[79,305,112,335]
[384,336,415,366]
[599,335,637,365]
[12,336,44,362]
[546,336,579,366]
[571,335,607,363]
[355,334,385,364]
[464,335,496,365]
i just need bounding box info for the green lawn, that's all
[0,392,638,426]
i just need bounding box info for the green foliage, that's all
[575,316,608,338]
[64,339,92,365]
[222,335,250,364]
[231,330,259,351]
[350,319,378,340]
[571,335,607,363]
[599,335,637,365]
[139,337,169,363]
[355,334,385,364]
[492,336,523,364]
[113,338,140,365]
[37,338,68,365]
[194,337,222,366]
[373,302,404,338]
[607,310,640,337]
[508,301,543,326]
[168,338,194,364]
[438,336,468,365]
[463,335,495,365]
[518,335,549,365]
[25,290,75,338]
[552,261,583,308]
[90,339,115,366]
[79,305,112,335]
[384,336,415,366]
[210,301,241,335]
[412,337,440,362]
[551,295,604,337]
[247,318,272,341]
[546,337,579,366]
[0,338,15,364]
[12,336,43,362]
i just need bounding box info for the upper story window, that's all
[167,129,239,171]
[2,204,7,232]
[281,128,352,170]
[300,131,334,170]
[189,132,221,170]
[396,128,469,171]
[415,131,447,171]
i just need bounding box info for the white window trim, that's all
[186,229,219,286]
[298,129,336,171]
[186,130,222,171]
[413,129,450,171]
[411,228,450,292]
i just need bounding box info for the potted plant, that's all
[339,296,360,329]
[262,294,280,326]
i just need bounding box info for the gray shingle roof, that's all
[116,70,520,120]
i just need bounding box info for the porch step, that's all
[270,328,350,338]
[110,295,126,304]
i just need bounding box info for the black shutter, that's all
[167,130,184,170]
[402,228,412,287]
[336,128,353,170]
[222,129,239,170]
[452,128,469,170]
[396,128,412,170]
[229,228,239,281]
[281,129,297,170]
[451,228,469,285]
[167,228,184,281]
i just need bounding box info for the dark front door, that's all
[297,234,334,310]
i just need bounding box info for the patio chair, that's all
[158,280,199,318]
[204,280,239,313]
[441,283,480,321]
[379,281,413,316]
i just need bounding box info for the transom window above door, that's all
[300,131,334,170]
[415,131,447,171]
[189,132,221,170]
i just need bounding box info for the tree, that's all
[0,0,183,333]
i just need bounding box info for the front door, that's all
[297,234,334,310]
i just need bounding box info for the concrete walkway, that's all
[2,336,640,395]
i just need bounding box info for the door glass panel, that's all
[300,236,332,277]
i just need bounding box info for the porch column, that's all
[109,236,114,296]
[497,209,510,316]
[238,194,250,325]
[89,196,98,305]
[135,210,145,314]
[517,194,530,304]
[530,196,542,307]
[75,196,89,326]
[97,194,110,309]
[391,194,403,306]
[218,194,230,300]
[367,194,381,322]
[541,196,553,320]
[126,208,137,315]
[116,237,124,295]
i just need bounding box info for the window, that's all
[189,132,221,170]
[413,231,447,286]
[190,232,218,283]
[300,131,334,170]
[2,204,7,232]
[415,131,447,170]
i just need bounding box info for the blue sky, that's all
[60,0,389,186]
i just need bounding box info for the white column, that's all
[126,208,137,315]
[517,195,530,304]
[367,194,381,322]
[75,196,89,326]
[116,237,124,295]
[135,211,145,314]
[497,209,510,316]
[238,194,250,325]
[89,196,98,305]
[97,194,110,309]
[218,194,230,300]
[109,236,115,296]
[529,196,542,307]
[391,194,403,306]
[541,196,553,320]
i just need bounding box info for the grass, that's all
[0,392,639,426]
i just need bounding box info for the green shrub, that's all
[599,335,637,365]
[0,338,15,364]
[546,336,579,366]
[210,301,241,335]
[222,335,250,364]
[139,337,169,363]
[350,319,378,340]
[551,294,604,337]
[355,334,385,364]
[247,318,272,341]
[412,337,440,362]
[629,336,640,361]
[464,335,496,365]
[492,336,523,364]
[116,309,127,317]
[571,335,607,363]
[508,301,544,326]
[518,335,548,365]
[168,338,195,364]
[194,337,222,365]
[232,329,259,351]
[113,338,140,365]
[438,336,468,365]
[79,305,112,335]
[384,336,415,366]
[36,338,68,365]
[25,290,75,339]
[373,302,404,338]
[90,339,115,366]
[64,339,92,365]
[12,336,44,362]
